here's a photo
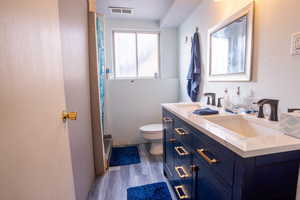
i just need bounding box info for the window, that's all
[113,31,160,79]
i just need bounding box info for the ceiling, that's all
[97,0,175,21]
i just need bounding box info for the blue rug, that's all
[109,146,140,167]
[127,182,172,200]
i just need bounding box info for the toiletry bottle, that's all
[232,87,242,113]
[245,89,255,113]
[223,88,230,110]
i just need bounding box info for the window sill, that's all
[108,77,161,81]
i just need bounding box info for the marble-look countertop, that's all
[162,102,300,158]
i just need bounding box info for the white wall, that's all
[58,0,95,199]
[178,0,300,113]
[106,79,179,145]
[104,18,179,145]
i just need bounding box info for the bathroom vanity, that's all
[162,103,300,200]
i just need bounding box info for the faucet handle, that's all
[207,96,211,105]
[217,97,223,108]
[204,93,216,106]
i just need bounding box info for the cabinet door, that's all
[163,110,175,176]
[194,157,232,200]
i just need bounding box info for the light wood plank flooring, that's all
[88,144,176,200]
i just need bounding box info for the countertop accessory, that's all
[193,108,219,115]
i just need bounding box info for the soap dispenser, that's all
[245,89,256,112]
[223,88,230,109]
[231,87,243,107]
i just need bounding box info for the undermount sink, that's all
[203,115,282,138]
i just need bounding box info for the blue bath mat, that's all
[109,146,140,167]
[127,182,172,200]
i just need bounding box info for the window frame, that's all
[112,30,161,80]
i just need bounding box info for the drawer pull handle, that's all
[162,117,173,123]
[175,146,189,156]
[174,128,188,135]
[174,185,189,199]
[169,138,176,142]
[175,166,190,178]
[197,148,218,165]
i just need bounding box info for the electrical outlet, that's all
[291,32,300,56]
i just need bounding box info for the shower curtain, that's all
[96,15,105,132]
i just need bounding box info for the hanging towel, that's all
[187,31,201,102]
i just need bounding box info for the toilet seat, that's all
[140,124,163,134]
[140,124,163,155]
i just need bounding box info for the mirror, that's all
[208,2,254,81]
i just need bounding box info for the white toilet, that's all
[140,124,163,155]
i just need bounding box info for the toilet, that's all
[140,124,163,155]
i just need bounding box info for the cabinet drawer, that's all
[171,179,194,200]
[173,118,194,150]
[174,144,192,163]
[192,130,235,186]
[162,109,175,131]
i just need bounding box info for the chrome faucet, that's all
[257,99,279,121]
[204,93,216,106]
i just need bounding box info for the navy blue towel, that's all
[187,31,201,102]
[193,108,219,115]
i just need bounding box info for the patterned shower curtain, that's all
[96,15,105,132]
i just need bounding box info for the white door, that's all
[0,0,75,200]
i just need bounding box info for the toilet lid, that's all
[140,124,163,134]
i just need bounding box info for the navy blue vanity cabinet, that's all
[163,109,196,199]
[163,108,300,200]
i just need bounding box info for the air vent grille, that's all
[122,9,132,14]
[111,8,122,14]
[109,7,133,15]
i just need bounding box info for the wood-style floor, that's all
[88,144,176,200]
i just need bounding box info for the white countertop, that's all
[162,102,300,158]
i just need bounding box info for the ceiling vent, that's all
[109,7,133,15]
